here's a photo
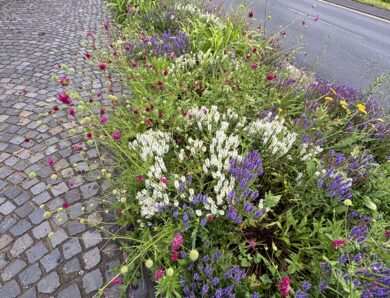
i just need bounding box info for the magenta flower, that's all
[332,239,346,249]
[248,10,254,18]
[266,72,277,81]
[111,130,122,141]
[100,115,108,124]
[153,268,164,281]
[58,92,72,105]
[111,276,122,286]
[251,63,258,70]
[279,276,292,297]
[68,107,76,116]
[249,239,255,249]
[59,76,70,86]
[171,251,179,262]
[314,15,320,22]
[63,201,69,209]
[87,31,94,37]
[160,177,168,185]
[99,63,107,71]
[171,233,184,251]
[136,175,143,183]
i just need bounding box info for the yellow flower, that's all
[356,103,368,114]
[325,96,333,101]
[330,88,337,95]
[344,199,353,207]
[340,100,349,111]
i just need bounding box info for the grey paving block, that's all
[26,241,48,263]
[37,271,60,294]
[82,268,104,294]
[62,238,82,260]
[10,233,33,257]
[19,263,42,286]
[58,283,82,298]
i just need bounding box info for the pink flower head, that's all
[48,157,55,167]
[87,31,94,37]
[86,132,93,139]
[59,76,70,86]
[266,72,277,81]
[332,239,346,249]
[58,92,72,105]
[103,22,109,30]
[279,276,292,297]
[171,233,184,251]
[69,181,76,187]
[248,10,254,18]
[84,52,92,60]
[249,239,255,249]
[100,107,106,115]
[251,63,258,70]
[68,107,76,116]
[24,137,31,143]
[99,63,107,71]
[111,276,122,286]
[153,268,164,281]
[136,175,144,183]
[100,115,108,124]
[111,130,122,141]
[385,230,390,239]
[73,144,84,152]
[131,59,138,68]
[63,201,69,209]
[314,15,320,22]
[160,177,168,185]
[157,81,165,90]
[171,251,179,262]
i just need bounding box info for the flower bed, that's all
[46,0,389,297]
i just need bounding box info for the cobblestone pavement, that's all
[0,0,123,297]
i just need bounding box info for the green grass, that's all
[356,0,390,10]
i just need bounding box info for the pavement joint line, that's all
[320,0,390,24]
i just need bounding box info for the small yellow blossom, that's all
[325,96,333,101]
[120,266,128,274]
[344,199,353,207]
[356,103,368,114]
[145,259,153,269]
[340,100,349,111]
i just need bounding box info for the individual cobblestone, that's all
[0,280,21,297]
[82,268,104,294]
[62,239,82,260]
[32,220,52,239]
[1,259,27,281]
[58,283,82,298]
[19,263,42,286]
[37,271,60,294]
[10,233,34,257]
[26,241,48,264]
[40,248,62,272]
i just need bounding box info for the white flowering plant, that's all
[45,0,390,297]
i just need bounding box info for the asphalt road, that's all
[227,0,390,108]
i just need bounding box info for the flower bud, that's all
[145,259,153,269]
[120,266,128,274]
[189,250,199,261]
[166,268,174,277]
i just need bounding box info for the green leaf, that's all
[264,191,282,209]
[260,274,272,284]
[306,160,316,177]
[364,198,377,211]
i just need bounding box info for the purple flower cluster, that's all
[317,167,353,201]
[226,151,264,223]
[182,251,249,298]
[126,29,189,59]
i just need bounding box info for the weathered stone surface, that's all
[82,269,104,294]
[82,230,103,249]
[58,283,82,298]
[1,259,27,281]
[0,280,21,297]
[10,233,33,257]
[19,263,42,286]
[32,221,52,239]
[0,201,16,215]
[0,234,13,250]
[63,257,81,274]
[37,271,60,293]
[62,238,82,260]
[83,247,101,270]
[49,228,68,247]
[40,247,62,272]
[19,288,37,298]
[9,219,32,236]
[26,241,48,263]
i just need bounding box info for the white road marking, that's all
[288,8,308,16]
[318,0,390,24]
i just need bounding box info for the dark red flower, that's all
[24,137,31,143]
[84,52,92,60]
[68,107,76,116]
[59,76,70,86]
[266,72,277,81]
[131,59,138,68]
[207,215,214,223]
[160,177,168,185]
[249,239,255,249]
[157,81,165,90]
[136,175,143,183]
[99,63,107,71]
[48,157,55,166]
[251,63,258,70]
[86,132,93,139]
[63,201,69,209]
[248,10,254,18]
[58,92,72,105]
[163,69,169,76]
[145,119,152,126]
[53,106,59,111]
[158,111,164,118]
[100,107,106,115]
[332,239,346,249]
[384,230,390,239]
